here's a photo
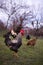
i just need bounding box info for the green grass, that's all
[0,32,43,65]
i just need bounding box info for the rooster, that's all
[27,38,37,46]
[4,29,24,57]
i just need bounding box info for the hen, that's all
[27,38,37,46]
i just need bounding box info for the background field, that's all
[0,31,43,65]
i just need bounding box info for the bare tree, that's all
[0,0,38,32]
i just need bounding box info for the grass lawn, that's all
[0,31,43,65]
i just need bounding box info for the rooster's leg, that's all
[12,52,19,58]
